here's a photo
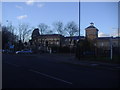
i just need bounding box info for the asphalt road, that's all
[2,54,120,88]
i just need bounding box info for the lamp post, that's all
[111,27,120,59]
[118,28,120,59]
[78,0,81,59]
[79,0,80,37]
[110,36,113,60]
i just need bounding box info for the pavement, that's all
[2,53,120,88]
[34,53,120,71]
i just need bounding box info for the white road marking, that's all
[91,64,98,66]
[116,67,120,69]
[29,69,73,85]
[5,62,20,67]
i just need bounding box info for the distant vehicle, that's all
[0,49,4,53]
[6,50,13,53]
[0,49,13,54]
[16,50,32,54]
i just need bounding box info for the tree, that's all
[0,23,1,29]
[38,23,49,35]
[6,22,16,43]
[46,30,53,34]
[18,23,32,43]
[53,21,64,35]
[2,25,18,49]
[64,21,79,36]
[0,23,1,49]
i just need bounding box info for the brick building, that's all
[30,23,120,54]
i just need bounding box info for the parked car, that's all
[16,50,32,54]
[0,49,14,54]
[0,49,4,53]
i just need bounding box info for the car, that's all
[0,49,13,54]
[0,49,4,53]
[16,50,32,54]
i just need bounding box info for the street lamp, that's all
[111,27,120,59]
[110,36,113,60]
[79,1,80,37]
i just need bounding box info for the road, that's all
[2,54,120,88]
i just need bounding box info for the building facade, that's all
[85,23,120,56]
[32,34,64,47]
[31,23,120,54]
[85,22,99,40]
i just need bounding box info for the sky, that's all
[1,1,119,37]
[81,2,118,37]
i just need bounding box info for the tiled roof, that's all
[97,37,120,40]
[97,37,111,40]
[39,34,63,37]
[86,26,96,29]
[85,26,99,31]
[34,34,64,39]
[65,36,85,40]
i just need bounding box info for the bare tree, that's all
[0,23,1,44]
[53,21,64,35]
[18,23,32,43]
[46,30,53,34]
[38,23,49,35]
[64,21,79,36]
[0,22,1,29]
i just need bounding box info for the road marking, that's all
[29,69,73,85]
[4,62,20,67]
[4,62,72,84]
[116,67,120,69]
[91,64,98,66]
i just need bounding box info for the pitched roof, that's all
[97,37,111,39]
[36,34,64,39]
[85,26,99,30]
[65,36,85,40]
[85,23,99,31]
[39,34,63,37]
